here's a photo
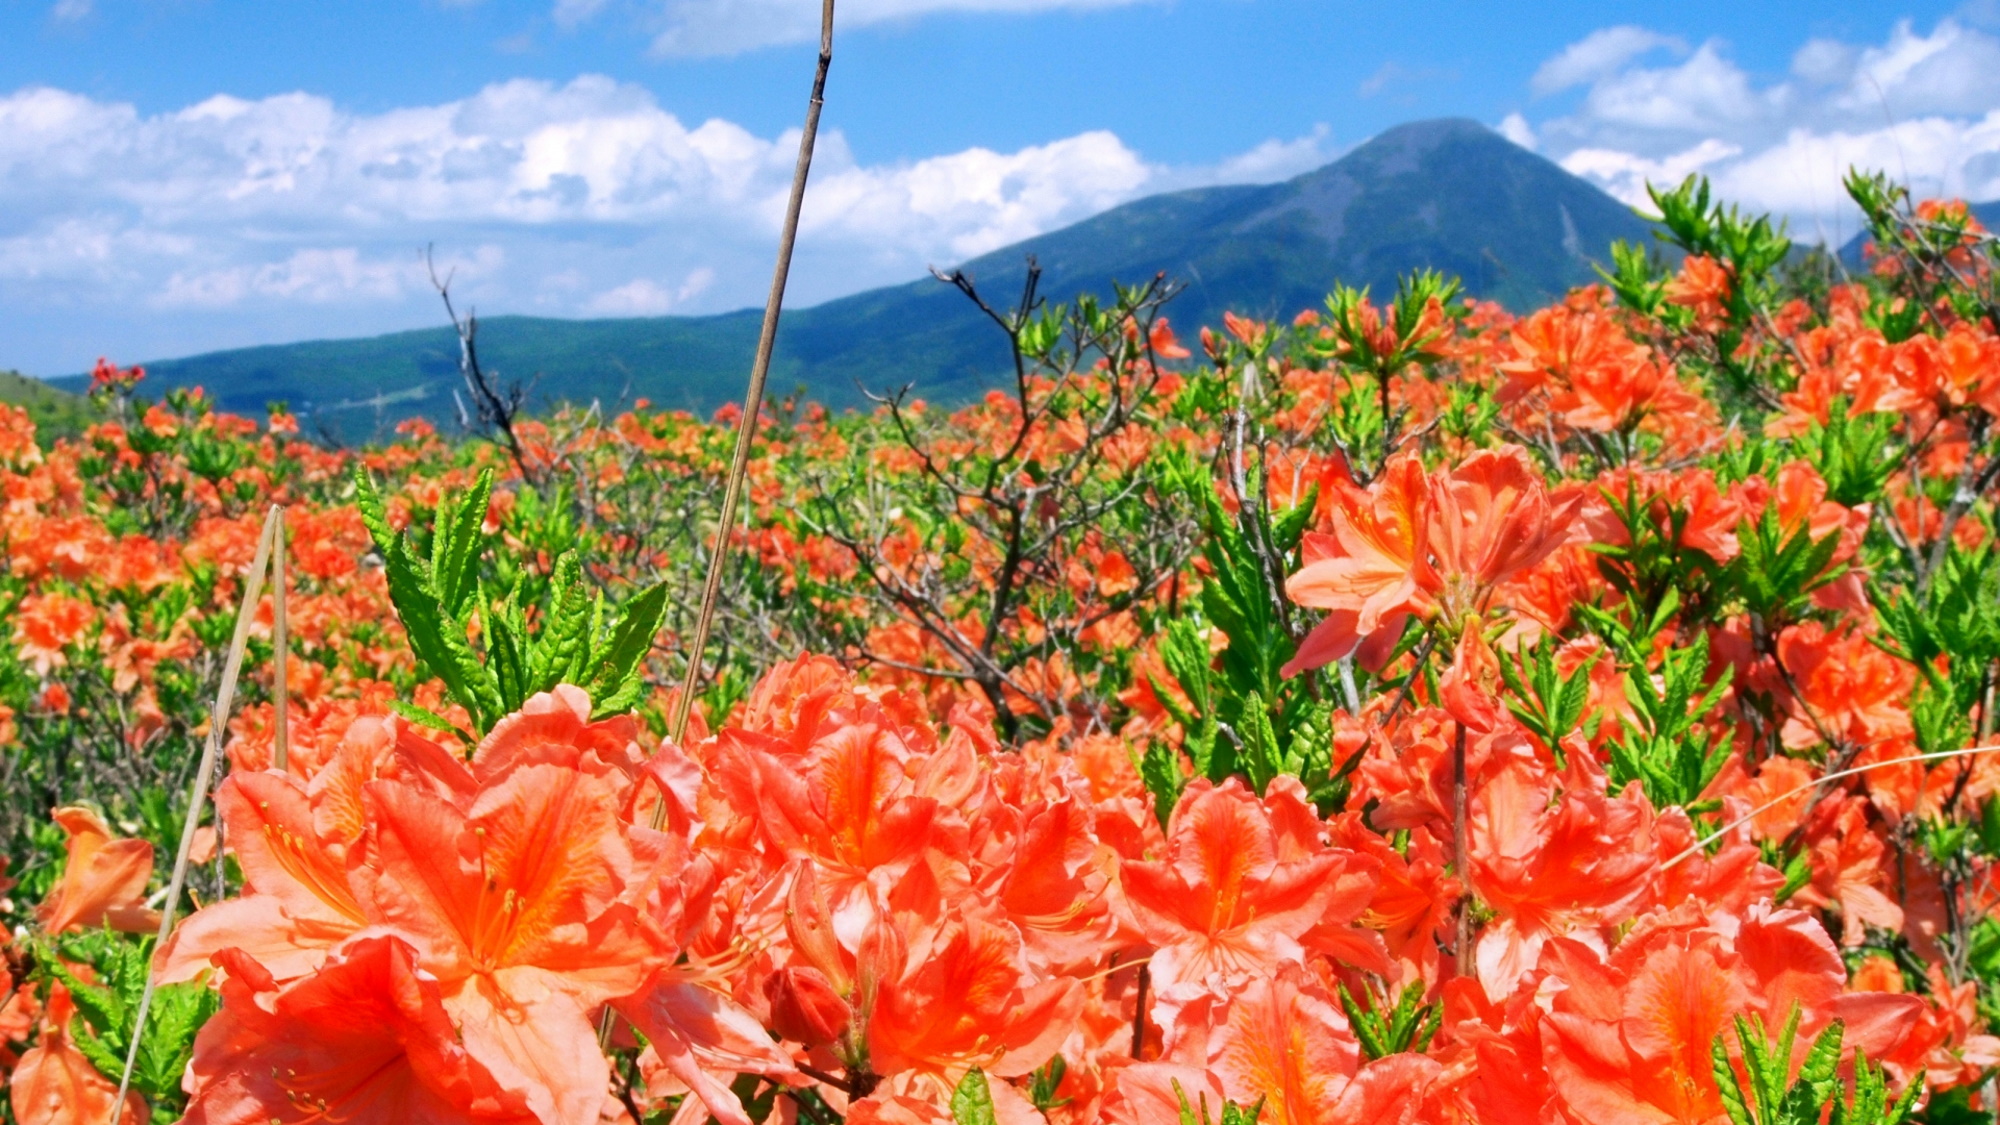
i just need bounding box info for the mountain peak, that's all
[87,116,1654,436]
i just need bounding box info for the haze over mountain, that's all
[47,118,1655,438]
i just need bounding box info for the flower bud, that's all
[764,966,850,1048]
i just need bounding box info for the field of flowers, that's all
[2,171,1998,1125]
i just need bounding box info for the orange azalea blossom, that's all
[1115,963,1441,1125]
[37,806,161,936]
[1120,778,1378,1002]
[1283,453,1433,673]
[183,938,536,1125]
[13,591,94,676]
[1665,254,1733,329]
[10,984,149,1125]
[1286,445,1580,675]
[860,899,1083,1085]
[1467,747,1654,999]
[1538,905,1928,1125]
[1773,622,1915,750]
[164,687,737,1125]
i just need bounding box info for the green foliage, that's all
[44,929,220,1112]
[1876,544,2000,737]
[354,465,670,734]
[1605,632,1732,809]
[1712,1008,1921,1125]
[1029,1056,1072,1113]
[1338,981,1442,1060]
[1171,1080,1264,1125]
[1590,482,1728,630]
[1796,401,1902,509]
[1136,451,1360,823]
[1498,635,1597,762]
[1649,174,1793,284]
[1726,509,1846,626]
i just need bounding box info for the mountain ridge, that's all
[46,118,1656,437]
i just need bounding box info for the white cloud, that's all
[1496,112,1537,151]
[1530,26,1686,96]
[0,76,1329,373]
[585,267,715,314]
[571,0,1153,58]
[1199,125,1336,183]
[49,0,91,21]
[1523,18,2000,244]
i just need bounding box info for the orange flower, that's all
[1121,778,1375,998]
[182,938,536,1125]
[1539,906,1925,1125]
[1284,452,1433,673]
[36,806,160,936]
[1665,254,1733,328]
[166,690,685,1125]
[861,907,1082,1083]
[10,984,148,1125]
[1467,750,1653,999]
[1285,446,1579,675]
[13,592,93,676]
[1204,965,1441,1125]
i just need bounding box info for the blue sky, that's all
[0,0,1988,374]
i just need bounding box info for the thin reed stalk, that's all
[109,505,281,1121]
[665,0,835,747]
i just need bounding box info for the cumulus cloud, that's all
[585,267,716,314]
[1495,112,1537,151]
[0,75,1330,373]
[1530,26,1687,96]
[1526,18,2000,243]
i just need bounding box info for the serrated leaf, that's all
[433,468,494,616]
[352,464,397,551]
[1713,1033,1756,1125]
[137,981,220,1098]
[1337,983,1390,1060]
[585,581,668,718]
[1139,743,1185,831]
[1238,691,1281,792]
[487,585,530,714]
[380,538,501,729]
[50,960,125,1040]
[1271,490,1318,552]
[69,1014,126,1083]
[389,700,473,744]
[530,551,592,693]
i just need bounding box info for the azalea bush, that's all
[3,171,2000,1125]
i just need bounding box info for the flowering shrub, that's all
[2,172,2000,1125]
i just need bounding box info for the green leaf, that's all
[432,468,495,616]
[1237,691,1281,794]
[352,464,397,551]
[389,700,473,744]
[530,551,593,693]
[1139,743,1186,832]
[951,1069,998,1125]
[1713,1032,1756,1125]
[585,581,668,718]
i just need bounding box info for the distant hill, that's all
[51,118,1655,439]
[0,369,98,444]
